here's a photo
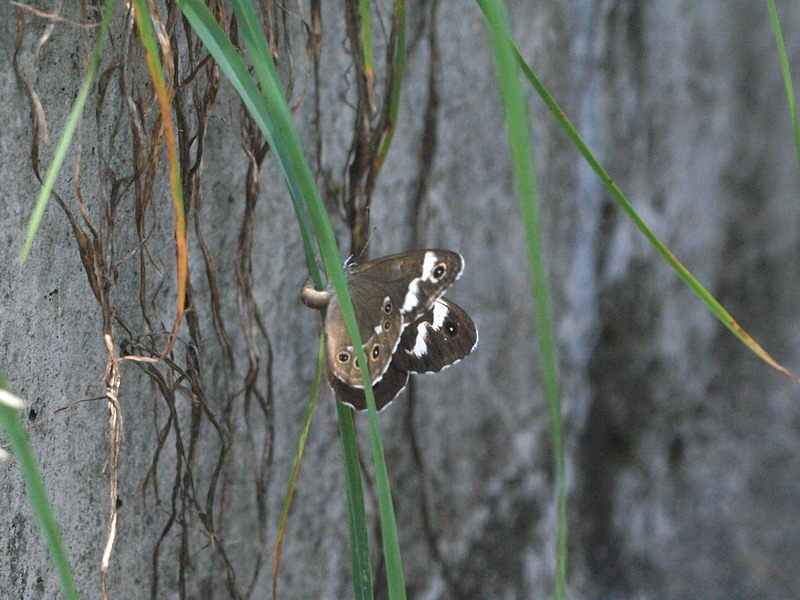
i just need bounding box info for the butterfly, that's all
[301,250,478,410]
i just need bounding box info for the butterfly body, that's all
[302,250,477,410]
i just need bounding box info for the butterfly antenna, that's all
[353,228,377,265]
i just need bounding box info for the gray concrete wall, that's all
[2,1,800,598]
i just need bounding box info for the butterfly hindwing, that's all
[392,298,478,374]
[331,298,478,411]
[324,289,403,389]
[329,362,410,411]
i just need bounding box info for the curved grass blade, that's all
[232,0,407,590]
[513,45,799,382]
[293,73,409,600]
[130,0,187,354]
[767,0,800,177]
[272,336,374,600]
[180,1,406,595]
[0,374,78,600]
[19,0,116,263]
[231,1,406,592]
[475,2,566,598]
[177,0,321,288]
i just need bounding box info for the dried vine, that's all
[13,1,287,597]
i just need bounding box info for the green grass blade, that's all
[475,2,566,598]
[19,0,116,263]
[355,382,406,600]
[297,94,408,599]
[228,0,319,269]
[272,336,375,600]
[231,1,406,592]
[336,403,374,600]
[176,0,322,288]
[767,0,800,177]
[180,2,407,595]
[514,44,798,381]
[0,374,78,600]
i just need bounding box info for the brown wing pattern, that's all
[324,250,462,388]
[329,362,410,411]
[324,285,403,388]
[348,250,464,322]
[308,249,475,410]
[392,298,478,374]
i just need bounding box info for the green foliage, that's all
[20,0,116,263]
[0,374,78,600]
[337,403,375,599]
[475,2,566,598]
[177,0,406,596]
[768,1,800,179]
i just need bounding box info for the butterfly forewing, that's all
[392,298,478,374]
[348,250,464,323]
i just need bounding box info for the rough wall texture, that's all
[2,1,800,599]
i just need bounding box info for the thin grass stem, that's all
[475,2,566,598]
[130,0,188,351]
[19,0,116,263]
[767,0,800,178]
[514,44,798,382]
[337,403,374,600]
[359,0,375,107]
[179,2,406,595]
[272,335,328,599]
[375,0,406,172]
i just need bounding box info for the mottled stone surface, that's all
[2,2,800,599]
